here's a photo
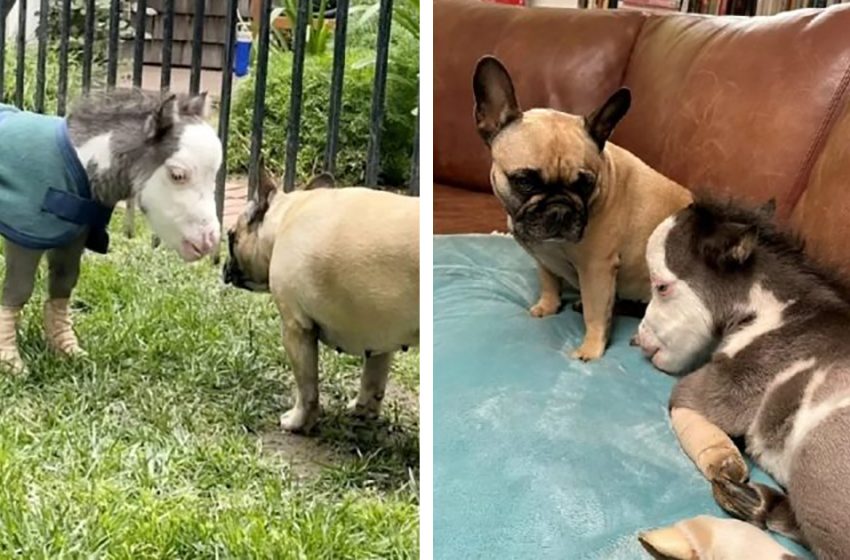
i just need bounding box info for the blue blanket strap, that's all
[42,189,113,230]
[41,189,113,254]
[51,119,113,254]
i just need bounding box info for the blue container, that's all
[234,25,253,78]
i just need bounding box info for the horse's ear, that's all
[180,92,210,119]
[759,198,777,220]
[145,93,178,141]
[302,172,335,191]
[698,220,758,271]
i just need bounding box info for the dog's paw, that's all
[347,397,382,419]
[570,338,605,361]
[530,298,560,318]
[280,406,319,434]
[0,348,26,376]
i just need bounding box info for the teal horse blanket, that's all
[0,104,112,252]
[433,234,812,559]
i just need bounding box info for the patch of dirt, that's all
[384,379,419,412]
[259,430,345,480]
[257,380,419,483]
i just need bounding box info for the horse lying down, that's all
[633,200,850,560]
[0,90,222,374]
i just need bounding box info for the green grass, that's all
[0,212,419,559]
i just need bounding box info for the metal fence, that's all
[0,0,420,237]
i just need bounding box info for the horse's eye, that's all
[169,166,189,184]
[656,283,671,296]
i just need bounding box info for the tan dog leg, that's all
[279,321,320,433]
[571,259,617,361]
[349,351,393,418]
[639,515,796,560]
[671,407,748,483]
[44,299,86,357]
[0,305,25,374]
[530,264,561,318]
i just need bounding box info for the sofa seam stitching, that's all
[618,15,647,88]
[786,57,850,220]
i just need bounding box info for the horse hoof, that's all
[638,526,697,559]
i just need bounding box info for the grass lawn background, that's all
[0,211,419,558]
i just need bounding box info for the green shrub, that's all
[2,46,84,113]
[46,0,133,65]
[227,30,417,187]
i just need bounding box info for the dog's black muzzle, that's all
[513,193,588,243]
[222,230,251,290]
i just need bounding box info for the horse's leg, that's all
[1,239,43,373]
[711,476,804,543]
[639,515,800,560]
[670,367,749,483]
[124,199,135,238]
[349,351,393,418]
[44,233,87,357]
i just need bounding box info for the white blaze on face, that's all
[637,216,714,374]
[138,123,222,262]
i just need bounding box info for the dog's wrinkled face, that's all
[634,202,775,374]
[222,197,271,292]
[222,170,336,292]
[473,56,631,244]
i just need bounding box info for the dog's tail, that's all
[711,476,805,545]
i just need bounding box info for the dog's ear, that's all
[584,88,631,151]
[179,92,210,119]
[248,163,278,226]
[473,56,521,145]
[145,93,178,141]
[302,172,335,191]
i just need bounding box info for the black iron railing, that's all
[0,0,419,238]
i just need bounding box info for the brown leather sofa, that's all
[434,0,850,278]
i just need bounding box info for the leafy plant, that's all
[349,0,420,106]
[2,46,83,112]
[45,0,133,65]
[351,0,419,41]
[269,0,334,56]
[227,38,417,187]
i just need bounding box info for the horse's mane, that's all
[692,198,850,303]
[68,88,165,122]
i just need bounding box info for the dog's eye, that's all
[573,172,596,198]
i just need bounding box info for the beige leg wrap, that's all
[44,299,86,357]
[0,305,24,374]
[639,515,795,560]
[671,407,748,483]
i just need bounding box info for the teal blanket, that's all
[0,104,112,253]
[433,234,812,559]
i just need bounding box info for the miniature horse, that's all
[0,90,222,373]
[635,201,850,559]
